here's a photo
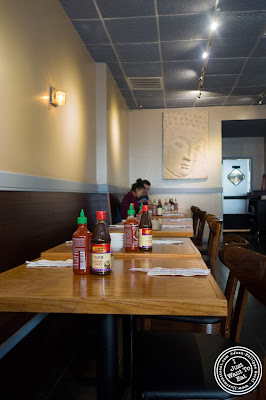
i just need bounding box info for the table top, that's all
[41,238,201,260]
[0,258,227,316]
[109,224,193,237]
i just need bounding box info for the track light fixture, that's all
[258,98,263,105]
[198,92,202,99]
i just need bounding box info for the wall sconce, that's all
[49,87,66,107]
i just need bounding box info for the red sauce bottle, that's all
[91,211,111,275]
[72,209,91,275]
[139,205,152,251]
[125,203,139,251]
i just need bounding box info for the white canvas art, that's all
[163,110,208,180]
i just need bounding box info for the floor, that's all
[39,233,266,399]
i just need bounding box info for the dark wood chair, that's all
[191,205,200,235]
[202,217,223,276]
[133,245,266,400]
[191,208,207,247]
[223,233,249,248]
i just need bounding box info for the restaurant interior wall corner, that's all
[106,68,129,190]
[0,0,97,189]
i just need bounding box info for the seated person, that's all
[136,179,152,205]
[120,181,145,219]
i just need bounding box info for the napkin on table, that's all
[26,259,73,268]
[129,267,210,276]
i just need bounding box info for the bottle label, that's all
[91,243,111,272]
[139,228,152,249]
[73,237,88,272]
[125,224,139,249]
[157,207,163,216]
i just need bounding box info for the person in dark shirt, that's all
[137,179,152,205]
[120,181,145,219]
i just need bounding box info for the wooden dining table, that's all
[109,224,193,237]
[41,238,200,260]
[0,256,227,400]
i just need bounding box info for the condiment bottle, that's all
[170,198,175,211]
[125,204,139,251]
[152,199,157,216]
[139,205,152,251]
[164,198,169,211]
[72,209,91,275]
[174,198,178,211]
[91,211,111,275]
[157,199,163,216]
[137,202,143,224]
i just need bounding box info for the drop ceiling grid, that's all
[59,0,266,109]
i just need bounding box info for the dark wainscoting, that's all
[0,191,115,273]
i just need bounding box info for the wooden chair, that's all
[198,213,220,255]
[133,245,266,400]
[191,205,200,235]
[223,233,249,248]
[202,217,223,276]
[191,208,207,247]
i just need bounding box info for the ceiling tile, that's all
[218,0,266,12]
[157,0,216,15]
[120,89,133,98]
[210,38,255,58]
[107,63,124,77]
[159,14,211,41]
[96,0,155,18]
[133,90,164,99]
[253,38,266,57]
[232,87,263,96]
[59,0,99,19]
[72,20,109,44]
[104,17,157,43]
[206,58,246,75]
[214,11,266,40]
[164,61,203,90]
[166,98,195,107]
[165,90,198,99]
[200,87,232,97]
[237,73,266,87]
[122,62,162,77]
[195,97,227,106]
[161,40,208,61]
[115,43,160,62]
[203,75,238,88]
[136,99,165,108]
[244,58,266,74]
[86,44,117,62]
[114,77,130,89]
[224,96,257,105]
[124,98,136,107]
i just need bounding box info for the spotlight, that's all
[198,76,203,81]
[139,105,143,109]
[202,52,209,59]
[211,21,218,30]
[198,92,202,99]
[258,98,263,105]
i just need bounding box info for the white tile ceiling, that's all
[59,0,266,109]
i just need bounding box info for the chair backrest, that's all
[207,218,223,276]
[191,206,200,235]
[223,233,249,248]
[219,245,266,342]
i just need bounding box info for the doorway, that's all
[222,158,251,230]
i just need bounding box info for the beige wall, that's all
[129,105,266,219]
[0,0,96,184]
[106,69,129,188]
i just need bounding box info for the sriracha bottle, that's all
[139,205,152,251]
[91,211,111,275]
[72,209,91,275]
[125,203,139,251]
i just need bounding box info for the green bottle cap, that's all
[140,202,143,210]
[128,203,135,215]
[153,199,156,204]
[77,209,87,224]
[175,198,177,201]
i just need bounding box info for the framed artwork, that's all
[163,110,208,180]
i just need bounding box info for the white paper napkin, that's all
[161,224,190,228]
[26,259,73,268]
[147,267,210,276]
[152,239,183,244]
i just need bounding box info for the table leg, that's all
[97,314,118,400]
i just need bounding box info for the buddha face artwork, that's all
[163,111,208,179]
